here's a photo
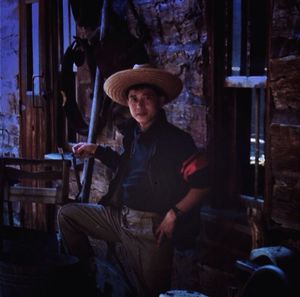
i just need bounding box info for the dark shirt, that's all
[122,119,163,211]
[95,109,209,213]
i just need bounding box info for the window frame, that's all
[207,0,271,209]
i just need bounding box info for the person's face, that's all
[127,87,163,131]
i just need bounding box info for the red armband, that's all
[181,152,208,182]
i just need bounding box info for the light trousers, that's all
[58,203,173,297]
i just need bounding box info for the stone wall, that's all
[128,0,208,148]
[0,0,20,157]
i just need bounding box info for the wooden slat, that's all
[5,167,62,180]
[8,186,59,205]
[1,157,70,166]
[61,161,70,204]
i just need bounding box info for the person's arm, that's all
[155,187,209,246]
[72,142,121,170]
[72,142,97,157]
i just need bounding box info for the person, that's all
[58,64,209,297]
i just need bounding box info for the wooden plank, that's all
[9,186,58,197]
[8,195,57,204]
[8,186,59,205]
[6,167,62,180]
[1,157,70,166]
[61,160,70,204]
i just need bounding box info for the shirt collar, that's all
[134,109,167,140]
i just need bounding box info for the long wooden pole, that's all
[79,0,108,203]
[79,68,103,203]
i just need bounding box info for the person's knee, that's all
[58,203,80,226]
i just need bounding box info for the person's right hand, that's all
[72,142,98,158]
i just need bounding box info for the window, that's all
[209,0,268,207]
[61,0,76,55]
[57,0,77,144]
[26,1,43,108]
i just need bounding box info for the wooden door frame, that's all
[19,0,59,158]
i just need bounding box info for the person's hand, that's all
[72,142,97,158]
[155,210,177,247]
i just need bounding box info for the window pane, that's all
[32,2,39,94]
[231,0,242,75]
[62,0,76,53]
[250,88,265,166]
[26,2,40,94]
[26,5,33,90]
[229,0,267,76]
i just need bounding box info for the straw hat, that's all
[103,64,183,106]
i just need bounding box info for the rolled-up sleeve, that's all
[181,152,210,189]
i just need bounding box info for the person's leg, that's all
[58,203,124,296]
[58,203,122,258]
[120,209,173,297]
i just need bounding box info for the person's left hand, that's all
[155,210,177,247]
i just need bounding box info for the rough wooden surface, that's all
[269,1,300,232]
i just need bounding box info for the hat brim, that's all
[103,68,183,106]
